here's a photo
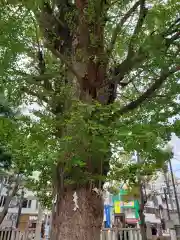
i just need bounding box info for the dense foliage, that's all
[0,0,179,209]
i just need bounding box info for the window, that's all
[28,200,32,208]
[145,207,155,214]
[22,199,32,208]
[22,199,28,208]
[0,196,6,207]
[29,222,36,229]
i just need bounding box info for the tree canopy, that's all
[0,0,179,209]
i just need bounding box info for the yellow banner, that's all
[114,201,121,213]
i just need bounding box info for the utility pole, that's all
[169,158,180,224]
[163,165,174,211]
[137,152,147,240]
[163,187,177,240]
[35,203,43,240]
[16,188,24,228]
[164,188,171,220]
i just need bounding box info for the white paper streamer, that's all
[73,191,79,211]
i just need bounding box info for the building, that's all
[144,172,180,227]
[103,186,140,228]
[103,171,180,231]
[112,188,140,227]
[0,176,39,231]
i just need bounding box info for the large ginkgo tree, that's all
[0,0,180,239]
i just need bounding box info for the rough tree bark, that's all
[51,188,103,240]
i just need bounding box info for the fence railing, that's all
[0,229,35,240]
[0,228,142,240]
[101,228,142,240]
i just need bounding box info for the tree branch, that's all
[37,1,74,57]
[15,70,59,81]
[118,66,179,115]
[21,86,49,103]
[107,1,141,57]
[14,70,58,91]
[112,25,179,85]
[127,0,147,57]
[46,43,82,82]
[113,51,146,83]
[111,0,147,84]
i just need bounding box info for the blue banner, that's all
[104,205,111,228]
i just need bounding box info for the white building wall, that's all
[144,172,180,226]
[145,213,161,224]
[0,179,40,229]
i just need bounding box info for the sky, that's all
[170,133,180,178]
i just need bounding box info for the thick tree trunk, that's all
[51,187,103,240]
